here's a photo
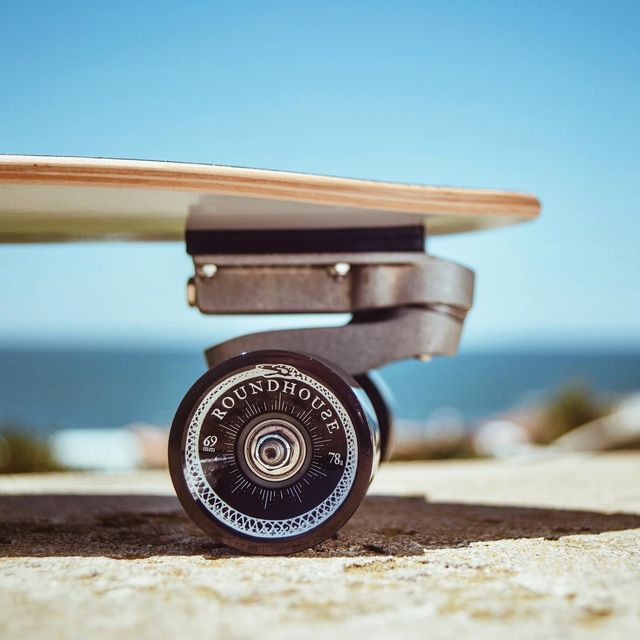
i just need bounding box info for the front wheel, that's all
[169,350,379,554]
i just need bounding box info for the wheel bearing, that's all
[243,417,307,484]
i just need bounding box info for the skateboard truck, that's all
[188,251,473,374]
[184,218,473,372]
[168,214,474,554]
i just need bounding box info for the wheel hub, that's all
[243,417,307,483]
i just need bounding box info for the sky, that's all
[0,1,638,350]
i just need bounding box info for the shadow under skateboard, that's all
[2,492,639,559]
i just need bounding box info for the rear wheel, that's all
[169,350,379,554]
[355,371,395,461]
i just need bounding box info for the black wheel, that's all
[169,350,380,555]
[355,371,395,461]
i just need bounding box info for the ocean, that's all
[1,348,639,433]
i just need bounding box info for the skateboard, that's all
[0,155,540,554]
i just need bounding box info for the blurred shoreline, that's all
[1,347,639,432]
[1,346,639,472]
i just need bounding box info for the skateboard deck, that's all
[0,155,539,243]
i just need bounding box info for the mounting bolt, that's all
[186,279,197,307]
[327,262,350,281]
[200,264,218,279]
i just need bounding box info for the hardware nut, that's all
[328,262,351,280]
[201,264,218,278]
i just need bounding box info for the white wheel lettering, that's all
[183,364,358,539]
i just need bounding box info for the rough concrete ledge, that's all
[1,452,639,639]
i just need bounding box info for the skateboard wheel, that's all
[169,350,379,554]
[355,371,395,461]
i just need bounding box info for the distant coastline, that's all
[1,347,639,433]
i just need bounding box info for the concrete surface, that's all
[1,452,639,639]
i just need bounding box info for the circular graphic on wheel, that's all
[169,350,378,554]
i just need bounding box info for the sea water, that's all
[0,348,639,432]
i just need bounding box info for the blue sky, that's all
[0,1,638,349]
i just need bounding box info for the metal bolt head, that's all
[328,262,351,279]
[201,264,218,278]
